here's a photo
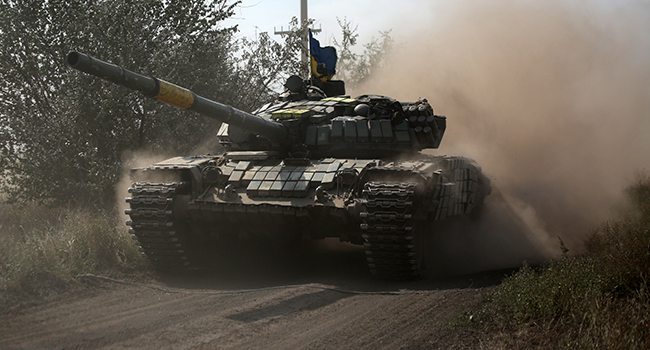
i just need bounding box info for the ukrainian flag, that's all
[309,29,337,82]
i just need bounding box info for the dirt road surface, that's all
[0,195,542,349]
[0,242,512,350]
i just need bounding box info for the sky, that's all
[224,0,434,48]
[224,0,647,44]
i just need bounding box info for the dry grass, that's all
[0,202,148,304]
[474,174,650,349]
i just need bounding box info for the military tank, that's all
[66,51,490,280]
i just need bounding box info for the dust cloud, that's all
[357,0,650,261]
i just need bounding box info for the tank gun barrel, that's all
[66,51,289,147]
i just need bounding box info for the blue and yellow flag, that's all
[309,29,337,82]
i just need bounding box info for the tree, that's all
[331,17,360,84]
[0,0,240,206]
[0,2,386,207]
[231,17,307,112]
[230,16,313,112]
[332,17,394,89]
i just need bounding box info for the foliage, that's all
[0,0,241,206]
[332,17,394,89]
[234,16,307,111]
[476,174,650,349]
[0,1,392,207]
[0,202,147,303]
[0,0,396,209]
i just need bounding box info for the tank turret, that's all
[67,52,446,159]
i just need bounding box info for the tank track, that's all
[360,182,421,280]
[125,182,197,272]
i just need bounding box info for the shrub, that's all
[477,174,650,349]
[0,202,147,300]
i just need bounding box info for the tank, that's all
[66,51,491,280]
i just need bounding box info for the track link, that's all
[360,182,421,280]
[125,182,196,272]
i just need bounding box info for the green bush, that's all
[0,203,148,300]
[478,174,650,349]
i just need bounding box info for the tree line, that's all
[0,0,391,207]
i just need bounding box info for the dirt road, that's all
[0,195,542,349]
[0,242,510,350]
[0,282,486,349]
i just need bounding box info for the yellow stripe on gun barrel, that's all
[156,80,194,109]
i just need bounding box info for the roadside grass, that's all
[474,174,650,349]
[0,202,149,305]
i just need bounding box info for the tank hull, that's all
[126,153,490,279]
